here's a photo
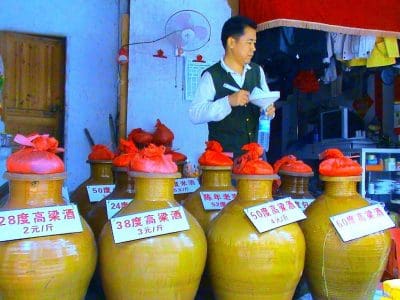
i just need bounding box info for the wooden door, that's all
[0,32,65,143]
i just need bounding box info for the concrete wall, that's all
[0,0,122,190]
[127,1,232,165]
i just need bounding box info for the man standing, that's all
[189,15,275,158]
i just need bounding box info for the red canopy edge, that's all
[240,0,400,38]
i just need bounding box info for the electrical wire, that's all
[121,9,211,52]
[121,30,180,48]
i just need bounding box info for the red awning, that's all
[240,0,400,37]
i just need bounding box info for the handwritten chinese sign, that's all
[86,184,115,202]
[200,191,237,210]
[292,198,315,211]
[106,199,133,219]
[174,178,200,194]
[244,197,306,233]
[111,206,190,243]
[330,204,395,242]
[0,204,83,242]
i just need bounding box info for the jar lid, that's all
[87,160,113,164]
[4,172,66,181]
[112,166,128,172]
[232,173,279,180]
[127,171,181,179]
[200,165,233,171]
[279,170,314,177]
[319,175,361,182]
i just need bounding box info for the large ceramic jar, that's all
[70,160,113,218]
[0,172,97,299]
[99,171,207,299]
[86,166,134,240]
[174,161,189,203]
[207,174,305,300]
[183,165,236,232]
[301,175,391,299]
[275,170,315,210]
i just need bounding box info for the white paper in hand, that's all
[249,87,280,110]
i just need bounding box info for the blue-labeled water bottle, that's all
[257,109,271,154]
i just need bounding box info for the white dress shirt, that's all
[188,59,270,124]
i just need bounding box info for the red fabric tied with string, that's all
[129,143,177,173]
[233,143,274,175]
[152,119,174,146]
[88,144,115,161]
[128,128,153,147]
[319,148,362,176]
[273,155,313,192]
[198,141,233,166]
[112,138,139,167]
[274,155,313,173]
[7,133,65,174]
[165,147,187,164]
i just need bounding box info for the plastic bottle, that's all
[257,110,271,152]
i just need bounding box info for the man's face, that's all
[230,26,257,65]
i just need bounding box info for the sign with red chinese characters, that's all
[174,178,200,194]
[200,191,237,210]
[86,184,115,202]
[106,199,133,219]
[0,204,83,242]
[110,206,190,243]
[244,197,306,233]
[330,204,395,242]
[292,198,315,211]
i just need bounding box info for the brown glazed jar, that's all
[86,166,134,240]
[0,172,97,299]
[207,174,305,300]
[173,160,188,203]
[183,165,236,232]
[99,171,207,299]
[70,160,114,218]
[275,170,315,209]
[301,175,391,299]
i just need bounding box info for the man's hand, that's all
[264,104,276,118]
[228,90,250,107]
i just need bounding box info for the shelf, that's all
[366,170,400,173]
[361,148,400,199]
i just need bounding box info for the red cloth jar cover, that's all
[274,155,313,173]
[198,140,233,166]
[233,143,274,175]
[112,138,139,167]
[129,143,177,173]
[88,144,115,161]
[319,148,362,176]
[7,133,65,174]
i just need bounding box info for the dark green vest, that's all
[206,62,261,158]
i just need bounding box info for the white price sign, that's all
[106,199,133,219]
[0,204,83,242]
[292,198,315,211]
[200,191,237,210]
[174,178,200,194]
[330,204,395,242]
[244,197,306,233]
[86,184,115,202]
[111,206,190,243]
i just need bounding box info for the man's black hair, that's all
[221,15,257,49]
